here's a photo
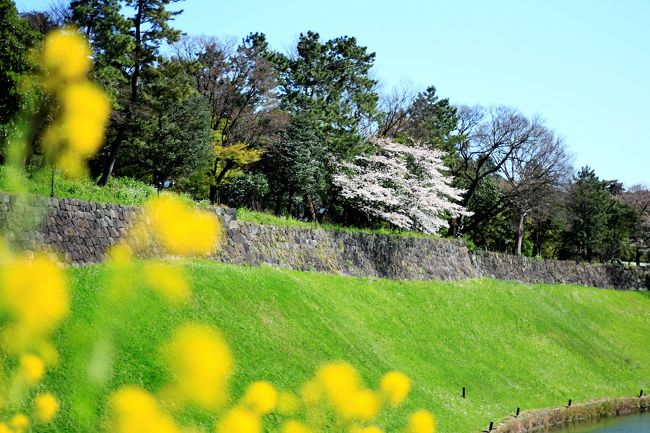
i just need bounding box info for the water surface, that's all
[544,412,649,433]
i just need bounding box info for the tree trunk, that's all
[274,192,283,215]
[98,0,142,186]
[209,185,217,205]
[210,160,235,205]
[305,195,317,222]
[515,211,525,256]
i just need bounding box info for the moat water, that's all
[544,412,649,433]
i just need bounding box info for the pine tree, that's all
[70,0,132,96]
[566,167,610,262]
[93,0,183,185]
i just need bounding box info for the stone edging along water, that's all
[488,395,650,433]
[0,193,648,289]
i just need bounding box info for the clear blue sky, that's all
[16,0,650,187]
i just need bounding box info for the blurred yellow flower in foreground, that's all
[281,420,313,433]
[314,362,379,420]
[0,253,68,351]
[19,354,45,385]
[350,389,380,421]
[9,414,30,432]
[144,196,221,256]
[242,381,278,415]
[62,82,111,154]
[215,407,261,433]
[34,393,59,423]
[48,81,110,178]
[39,27,111,178]
[380,371,411,407]
[0,423,10,433]
[42,27,91,83]
[406,410,436,433]
[108,386,181,433]
[144,261,191,304]
[161,324,233,410]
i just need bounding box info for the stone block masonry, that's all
[0,193,648,290]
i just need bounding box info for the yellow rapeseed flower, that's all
[276,391,300,416]
[56,149,86,178]
[62,81,111,156]
[406,410,436,433]
[0,253,69,346]
[161,323,233,410]
[108,386,181,433]
[9,414,30,432]
[143,261,191,304]
[144,196,221,256]
[350,389,380,421]
[0,423,10,433]
[314,362,363,419]
[215,407,261,433]
[242,381,278,415]
[34,393,59,423]
[42,27,91,83]
[19,354,45,385]
[281,420,313,433]
[380,371,411,407]
[108,243,133,264]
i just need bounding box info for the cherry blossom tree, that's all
[333,137,471,234]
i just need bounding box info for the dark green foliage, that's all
[381,86,460,158]
[602,197,639,262]
[463,176,514,252]
[563,167,612,262]
[0,0,38,143]
[70,0,133,101]
[261,114,326,219]
[222,173,269,211]
[93,0,184,185]
[273,31,378,160]
[115,61,213,185]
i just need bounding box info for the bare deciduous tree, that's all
[499,130,572,255]
[178,34,289,203]
[377,85,417,137]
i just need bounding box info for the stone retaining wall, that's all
[0,193,648,289]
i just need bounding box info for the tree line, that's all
[0,0,648,264]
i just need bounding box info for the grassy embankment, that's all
[49,261,650,433]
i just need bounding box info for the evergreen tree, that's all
[70,0,132,98]
[94,0,184,185]
[0,0,37,144]
[273,31,378,160]
[262,114,326,219]
[564,167,610,262]
[114,59,213,186]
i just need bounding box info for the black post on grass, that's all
[640,389,644,398]
[462,387,466,398]
[50,166,55,198]
[515,407,520,417]
[567,399,572,407]
[488,421,494,431]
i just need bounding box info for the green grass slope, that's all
[55,261,650,433]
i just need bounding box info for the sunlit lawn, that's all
[51,261,650,433]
